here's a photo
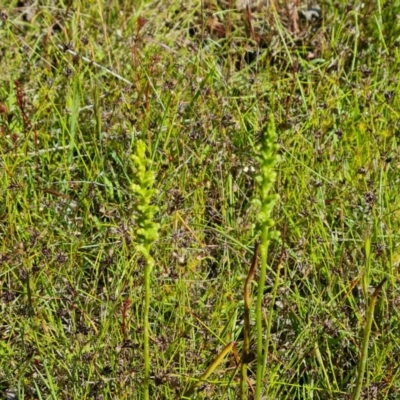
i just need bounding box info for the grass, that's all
[1,0,400,399]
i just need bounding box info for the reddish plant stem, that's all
[131,16,146,92]
[121,298,131,339]
[14,80,38,166]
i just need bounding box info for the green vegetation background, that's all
[1,0,400,398]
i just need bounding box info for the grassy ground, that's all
[1,0,400,399]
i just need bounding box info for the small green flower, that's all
[254,113,280,240]
[130,140,159,248]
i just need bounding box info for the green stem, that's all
[255,232,269,399]
[241,242,260,399]
[143,251,153,400]
[351,278,386,400]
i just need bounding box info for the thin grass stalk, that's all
[351,278,386,400]
[183,342,235,398]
